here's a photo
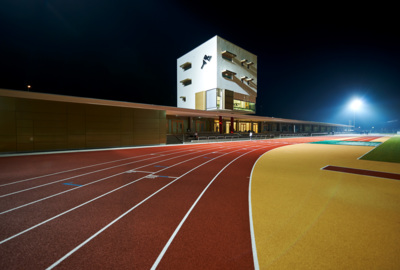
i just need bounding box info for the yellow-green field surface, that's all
[251,137,400,269]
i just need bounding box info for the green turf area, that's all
[360,136,400,163]
[311,140,381,147]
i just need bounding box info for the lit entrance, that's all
[214,120,221,133]
[237,122,258,133]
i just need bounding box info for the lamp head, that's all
[350,99,362,110]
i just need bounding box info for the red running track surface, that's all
[342,136,382,142]
[0,136,346,269]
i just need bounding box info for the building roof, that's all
[0,88,349,127]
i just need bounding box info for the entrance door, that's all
[253,123,258,133]
[172,120,184,134]
[195,120,205,132]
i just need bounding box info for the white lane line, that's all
[0,156,139,187]
[126,170,154,174]
[0,146,238,241]
[150,149,258,270]
[0,143,234,213]
[0,150,191,198]
[45,148,239,270]
[0,149,211,215]
[0,148,182,187]
[248,154,263,270]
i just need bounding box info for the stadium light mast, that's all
[350,99,362,131]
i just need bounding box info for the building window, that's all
[233,99,255,112]
[180,78,192,86]
[180,62,192,71]
[216,89,221,109]
[222,70,236,80]
[206,89,217,110]
[221,50,236,62]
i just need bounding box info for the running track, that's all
[0,136,373,269]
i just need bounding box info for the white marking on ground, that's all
[46,149,239,270]
[150,149,259,269]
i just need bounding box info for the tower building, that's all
[177,36,257,114]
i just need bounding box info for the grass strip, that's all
[361,136,400,163]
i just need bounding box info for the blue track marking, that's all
[310,140,381,147]
[158,176,169,178]
[63,182,83,187]
[154,165,168,168]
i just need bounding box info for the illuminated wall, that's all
[0,90,166,153]
[177,36,257,114]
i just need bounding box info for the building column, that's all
[230,117,234,133]
[188,117,193,132]
[219,116,223,134]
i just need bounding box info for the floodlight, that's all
[350,99,362,110]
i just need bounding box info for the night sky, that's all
[1,1,399,130]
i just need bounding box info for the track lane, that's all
[0,137,341,269]
[0,144,241,215]
[0,149,205,212]
[0,145,211,185]
[154,145,282,269]
[0,148,166,184]
[0,144,246,269]
[49,149,250,269]
[0,146,239,240]
[0,147,200,190]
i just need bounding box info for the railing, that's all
[190,134,278,143]
[194,135,243,143]
[279,133,310,138]
[310,132,329,136]
[169,131,357,144]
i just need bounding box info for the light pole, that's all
[350,99,362,132]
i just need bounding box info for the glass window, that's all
[206,89,217,110]
[233,99,255,112]
[222,72,232,80]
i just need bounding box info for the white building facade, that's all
[177,36,257,114]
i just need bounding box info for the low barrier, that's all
[191,134,276,143]
[185,132,357,143]
[193,135,243,143]
[310,132,329,136]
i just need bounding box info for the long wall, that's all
[0,92,166,153]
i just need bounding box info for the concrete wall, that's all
[177,36,218,109]
[217,36,257,97]
[177,36,257,111]
[0,94,166,153]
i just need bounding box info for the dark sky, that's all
[1,1,399,130]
